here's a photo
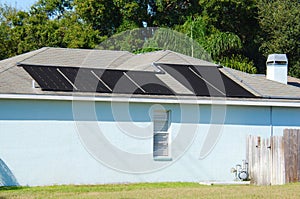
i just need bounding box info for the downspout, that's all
[270,106,273,137]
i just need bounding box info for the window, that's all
[153,110,171,160]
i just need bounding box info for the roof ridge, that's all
[16,47,50,65]
[0,47,51,74]
[153,50,171,63]
[106,51,134,68]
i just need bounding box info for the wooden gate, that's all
[247,129,300,185]
[283,129,300,183]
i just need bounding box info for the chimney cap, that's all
[267,54,288,64]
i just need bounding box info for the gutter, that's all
[1,93,300,108]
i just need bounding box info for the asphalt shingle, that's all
[1,47,300,100]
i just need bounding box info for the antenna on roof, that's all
[191,18,194,58]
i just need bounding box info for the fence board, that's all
[270,136,285,185]
[298,129,300,181]
[292,130,298,182]
[284,129,291,183]
[247,135,253,183]
[284,129,300,183]
[279,136,285,184]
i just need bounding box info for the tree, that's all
[257,0,300,77]
[153,0,201,27]
[199,0,258,42]
[114,0,148,31]
[199,0,262,70]
[175,15,257,73]
[0,1,101,59]
[0,4,24,59]
[74,0,122,36]
[220,54,257,74]
[31,0,73,19]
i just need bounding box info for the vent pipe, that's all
[266,54,288,84]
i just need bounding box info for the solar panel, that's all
[126,71,174,95]
[22,65,173,95]
[23,65,74,91]
[92,69,145,94]
[219,71,254,97]
[160,64,255,97]
[22,64,254,97]
[58,67,111,93]
[160,64,215,96]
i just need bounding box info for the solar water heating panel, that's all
[58,67,111,93]
[23,65,74,91]
[160,64,255,97]
[93,69,145,94]
[126,71,174,95]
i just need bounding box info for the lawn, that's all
[1,182,300,199]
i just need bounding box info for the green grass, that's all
[1,182,300,199]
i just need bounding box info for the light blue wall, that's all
[0,99,300,186]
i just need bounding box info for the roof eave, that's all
[1,93,300,107]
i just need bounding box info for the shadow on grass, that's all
[0,186,26,191]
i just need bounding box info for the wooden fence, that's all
[284,129,300,183]
[247,129,300,185]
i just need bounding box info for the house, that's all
[1,47,300,186]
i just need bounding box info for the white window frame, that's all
[153,110,172,161]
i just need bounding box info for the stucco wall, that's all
[0,99,299,186]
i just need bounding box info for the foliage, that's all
[289,61,300,78]
[153,0,201,27]
[144,28,212,61]
[199,0,259,42]
[199,0,261,71]
[204,30,242,60]
[0,2,101,59]
[220,54,257,74]
[97,28,147,51]
[257,0,300,77]
[175,16,243,64]
[114,0,148,29]
[174,16,207,44]
[1,0,300,77]
[74,0,122,36]
[133,47,162,54]
[31,0,73,19]
[0,4,19,59]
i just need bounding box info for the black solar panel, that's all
[126,71,174,95]
[23,65,74,91]
[22,65,174,95]
[219,71,255,97]
[160,64,255,97]
[58,67,111,93]
[93,69,144,94]
[22,64,254,97]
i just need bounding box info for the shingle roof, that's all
[1,47,300,101]
[220,67,300,99]
[19,47,135,69]
[0,48,46,94]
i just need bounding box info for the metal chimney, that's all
[266,54,288,84]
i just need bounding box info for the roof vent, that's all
[266,54,288,84]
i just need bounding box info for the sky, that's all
[1,0,37,10]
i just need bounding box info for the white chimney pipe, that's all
[266,54,288,84]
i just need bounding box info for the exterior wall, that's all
[0,99,300,186]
